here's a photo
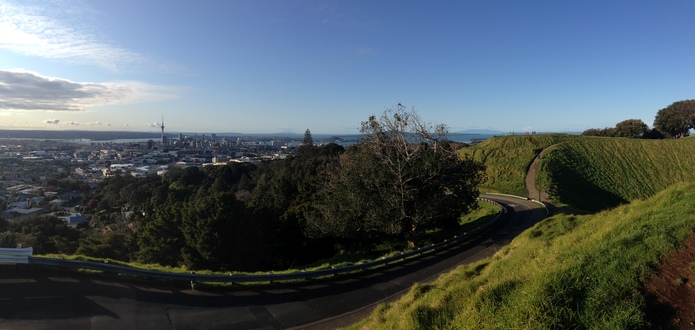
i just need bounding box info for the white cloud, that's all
[56,121,113,126]
[148,122,162,128]
[0,1,145,71]
[0,69,178,111]
[44,119,59,124]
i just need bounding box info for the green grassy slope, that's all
[538,136,695,211]
[348,182,695,330]
[458,134,578,195]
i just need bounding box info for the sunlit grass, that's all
[459,134,578,195]
[459,199,499,231]
[348,182,695,329]
[537,136,695,211]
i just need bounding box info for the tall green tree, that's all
[180,192,244,269]
[614,119,650,138]
[654,100,695,138]
[135,202,184,266]
[581,127,614,137]
[298,129,316,157]
[305,105,485,244]
[302,129,314,146]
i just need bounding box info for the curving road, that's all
[0,195,545,329]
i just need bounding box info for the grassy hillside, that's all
[537,136,695,211]
[348,182,695,329]
[458,134,578,195]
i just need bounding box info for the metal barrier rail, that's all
[0,247,33,264]
[27,198,507,283]
[485,192,549,216]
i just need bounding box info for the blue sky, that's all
[1,0,694,134]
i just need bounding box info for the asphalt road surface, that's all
[0,195,545,330]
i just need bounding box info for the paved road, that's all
[0,195,545,330]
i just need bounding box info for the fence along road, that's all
[0,247,32,264]
[0,195,545,329]
[26,197,505,284]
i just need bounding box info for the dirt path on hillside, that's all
[526,156,546,201]
[525,147,555,202]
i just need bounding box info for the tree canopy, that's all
[581,100,695,139]
[304,105,485,244]
[302,129,313,146]
[582,119,650,138]
[614,119,650,138]
[64,147,347,271]
[653,100,695,138]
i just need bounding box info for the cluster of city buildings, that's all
[0,132,347,224]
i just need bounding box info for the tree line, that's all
[0,106,485,272]
[582,100,695,138]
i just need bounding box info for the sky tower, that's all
[160,115,167,146]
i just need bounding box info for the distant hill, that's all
[459,134,695,212]
[455,129,505,135]
[458,134,579,196]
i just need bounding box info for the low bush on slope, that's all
[538,136,695,211]
[459,134,577,195]
[348,182,695,329]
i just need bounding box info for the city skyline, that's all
[1,1,694,134]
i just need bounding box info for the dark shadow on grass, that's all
[549,166,627,212]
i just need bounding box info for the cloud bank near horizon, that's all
[0,69,178,112]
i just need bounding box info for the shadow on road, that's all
[0,197,546,329]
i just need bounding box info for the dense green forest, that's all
[0,144,348,271]
[92,143,346,271]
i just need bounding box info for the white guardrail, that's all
[0,247,33,264]
[23,198,508,283]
